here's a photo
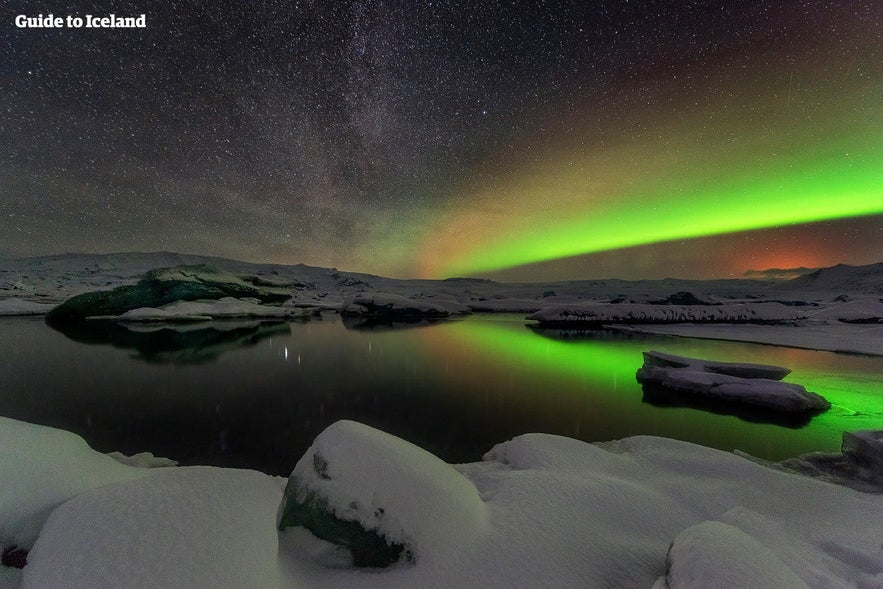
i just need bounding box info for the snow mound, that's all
[6,418,883,588]
[636,351,829,414]
[0,298,56,316]
[22,467,281,589]
[277,420,488,567]
[341,293,452,319]
[0,417,148,548]
[661,520,809,588]
[527,302,802,325]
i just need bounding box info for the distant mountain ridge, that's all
[2,252,882,302]
[742,267,818,281]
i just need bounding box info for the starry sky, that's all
[2,1,881,280]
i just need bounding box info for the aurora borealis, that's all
[3,1,881,279]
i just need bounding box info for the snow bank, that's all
[278,421,488,567]
[806,297,883,323]
[22,467,281,589]
[6,418,883,589]
[0,417,148,548]
[528,302,802,325]
[0,299,55,316]
[619,322,883,356]
[636,351,829,414]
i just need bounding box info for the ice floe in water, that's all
[636,350,830,415]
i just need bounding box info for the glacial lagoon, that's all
[2,314,882,475]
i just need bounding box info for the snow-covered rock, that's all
[277,420,487,567]
[636,351,829,414]
[527,302,803,325]
[843,429,883,468]
[781,430,883,493]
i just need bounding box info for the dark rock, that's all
[2,545,28,569]
[277,485,406,567]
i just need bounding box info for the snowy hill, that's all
[776,262,883,294]
[0,251,778,307]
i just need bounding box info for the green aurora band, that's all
[439,146,883,278]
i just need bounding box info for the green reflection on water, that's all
[437,316,883,460]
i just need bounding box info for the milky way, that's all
[2,1,881,279]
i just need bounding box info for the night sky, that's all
[2,1,881,280]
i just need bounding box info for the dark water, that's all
[1,314,882,475]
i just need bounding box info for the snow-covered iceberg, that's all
[46,264,292,323]
[116,297,303,321]
[341,293,458,320]
[636,351,830,415]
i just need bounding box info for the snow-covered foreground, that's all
[2,418,882,589]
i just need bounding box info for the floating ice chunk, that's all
[636,351,829,414]
[341,293,453,319]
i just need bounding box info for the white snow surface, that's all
[623,322,883,356]
[22,467,282,589]
[660,520,810,588]
[0,299,55,316]
[4,419,883,589]
[105,450,178,468]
